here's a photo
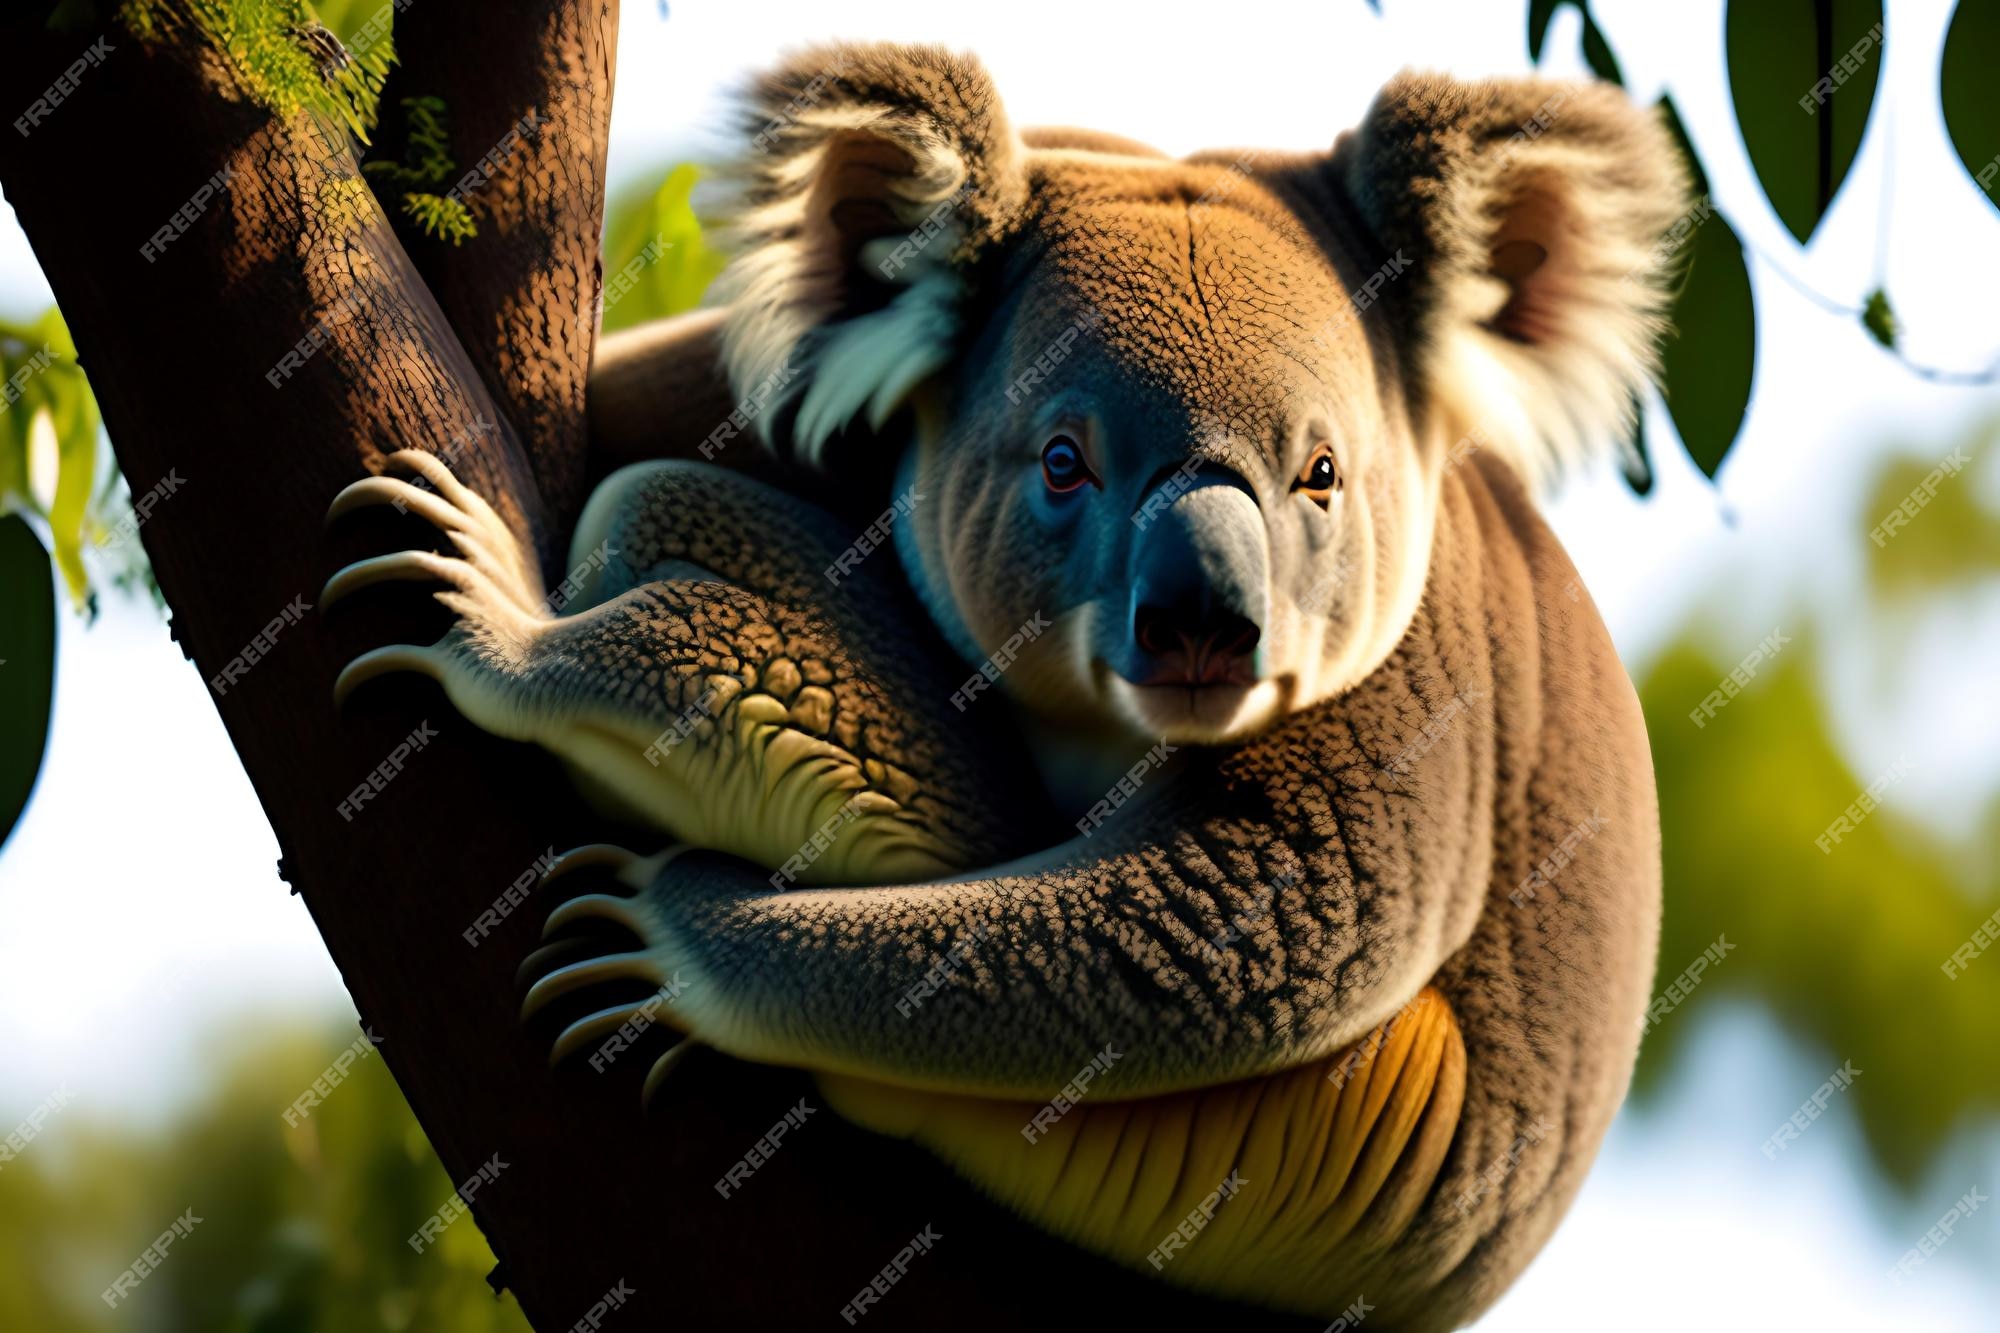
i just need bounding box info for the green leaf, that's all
[1653,97,1755,481]
[1861,287,1898,350]
[42,371,99,610]
[0,514,56,850]
[1726,0,1884,244]
[2,306,136,614]
[1660,209,1756,480]
[1577,6,1624,86]
[364,94,455,191]
[1525,2,1622,84]
[1940,0,2000,217]
[401,191,478,245]
[32,308,98,611]
[0,353,32,515]
[1661,94,1713,217]
[599,164,727,333]
[2,308,100,610]
[1527,0,1562,62]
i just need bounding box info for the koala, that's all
[325,44,1677,1330]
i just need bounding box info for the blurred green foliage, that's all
[1862,434,2000,596]
[2,310,127,855]
[600,164,728,333]
[0,514,56,848]
[1634,420,2000,1189]
[0,1024,530,1332]
[1,308,103,612]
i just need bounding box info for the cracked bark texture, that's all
[0,8,1290,1329]
[374,0,618,547]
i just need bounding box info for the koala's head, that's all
[717,44,1684,746]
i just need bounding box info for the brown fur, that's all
[561,42,1672,1328]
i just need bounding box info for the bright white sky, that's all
[2,1,1997,1327]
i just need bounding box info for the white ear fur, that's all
[711,45,1026,465]
[1342,75,1690,492]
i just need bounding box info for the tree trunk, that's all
[0,7,1301,1328]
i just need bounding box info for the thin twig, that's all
[1736,216,2000,387]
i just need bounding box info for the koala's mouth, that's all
[1120,652,1262,691]
[1104,673,1290,744]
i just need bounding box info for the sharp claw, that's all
[332,645,441,706]
[641,1038,702,1110]
[521,950,664,1019]
[547,999,669,1066]
[382,450,540,597]
[326,458,545,620]
[383,449,483,512]
[539,843,641,888]
[541,892,649,939]
[321,550,462,608]
[515,937,603,986]
[325,475,466,534]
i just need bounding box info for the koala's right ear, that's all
[715,43,1029,463]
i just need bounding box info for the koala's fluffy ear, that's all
[1334,73,1690,490]
[715,43,1029,463]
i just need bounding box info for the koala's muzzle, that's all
[1121,473,1268,688]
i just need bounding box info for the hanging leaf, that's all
[33,308,98,611]
[1940,0,2000,217]
[0,514,56,850]
[1577,6,1624,86]
[1657,98,1756,480]
[1525,1,1623,84]
[1527,0,1563,61]
[3,305,125,613]
[1861,288,1899,350]
[1726,0,1884,244]
[1661,216,1756,479]
[0,345,32,512]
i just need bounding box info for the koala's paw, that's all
[520,842,705,1106]
[321,449,550,703]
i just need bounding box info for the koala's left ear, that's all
[1333,74,1690,490]
[715,43,1029,462]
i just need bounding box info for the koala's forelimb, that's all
[327,454,1051,884]
[616,663,1490,1103]
[586,483,1504,1103]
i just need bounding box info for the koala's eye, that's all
[1041,435,1097,494]
[1294,444,1342,508]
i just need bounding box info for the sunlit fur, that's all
[713,44,1685,763]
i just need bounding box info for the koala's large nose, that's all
[1124,476,1269,687]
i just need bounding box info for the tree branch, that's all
[372,0,619,545]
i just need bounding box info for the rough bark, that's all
[0,8,1301,1329]
[372,0,618,543]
